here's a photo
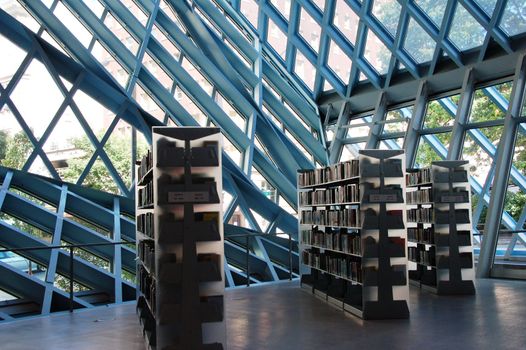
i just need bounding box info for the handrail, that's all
[0,241,129,312]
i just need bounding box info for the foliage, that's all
[0,131,33,169]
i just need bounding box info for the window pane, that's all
[414,0,448,28]
[499,0,526,36]
[327,40,352,83]
[294,50,316,91]
[371,0,401,37]
[404,18,436,64]
[363,29,391,75]
[414,133,449,167]
[333,0,360,46]
[423,96,458,129]
[267,18,287,60]
[448,3,487,51]
[298,7,321,52]
[469,82,512,123]
[383,106,413,134]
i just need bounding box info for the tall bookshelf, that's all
[406,160,475,295]
[136,127,226,350]
[299,150,409,320]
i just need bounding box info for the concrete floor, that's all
[0,279,525,350]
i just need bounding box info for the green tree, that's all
[0,131,33,169]
[0,130,8,162]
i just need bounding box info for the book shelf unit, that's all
[406,160,475,295]
[298,150,409,320]
[136,127,226,350]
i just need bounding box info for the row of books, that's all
[406,188,433,204]
[138,240,155,274]
[137,212,154,239]
[301,208,361,227]
[406,168,431,186]
[138,149,153,183]
[299,184,360,206]
[298,160,360,187]
[408,246,436,266]
[302,250,363,283]
[407,207,434,223]
[300,229,362,256]
[138,182,154,208]
[138,265,156,315]
[407,227,435,244]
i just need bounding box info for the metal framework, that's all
[1,0,526,319]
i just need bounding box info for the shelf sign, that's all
[440,195,465,203]
[370,194,398,202]
[168,191,210,203]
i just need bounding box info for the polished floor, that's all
[1,279,525,350]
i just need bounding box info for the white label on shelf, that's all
[168,191,210,203]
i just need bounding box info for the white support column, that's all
[448,68,476,160]
[113,197,123,303]
[403,80,428,167]
[477,53,526,278]
[42,184,68,314]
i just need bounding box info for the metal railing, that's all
[0,241,129,312]
[225,232,297,287]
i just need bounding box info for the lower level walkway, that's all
[1,279,525,349]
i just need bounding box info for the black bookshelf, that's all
[406,161,475,295]
[136,127,226,350]
[298,151,409,320]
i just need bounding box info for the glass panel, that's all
[383,106,413,134]
[379,138,403,150]
[267,18,287,60]
[53,2,93,48]
[333,0,360,46]
[404,18,436,64]
[347,116,372,138]
[294,50,316,91]
[122,0,149,26]
[299,7,321,52]
[423,96,459,129]
[414,133,449,167]
[327,39,352,83]
[371,0,401,37]
[475,0,498,16]
[363,29,391,75]
[0,106,33,170]
[181,57,214,96]
[414,0,448,28]
[312,0,325,12]
[9,59,64,141]
[142,52,173,91]
[0,34,27,90]
[469,82,512,123]
[240,0,259,28]
[1,0,41,33]
[448,3,487,51]
[103,13,140,56]
[215,93,246,132]
[43,108,95,183]
[462,126,502,184]
[151,25,181,62]
[269,0,291,20]
[499,0,526,36]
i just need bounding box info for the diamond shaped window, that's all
[448,3,487,51]
[414,0,448,28]
[363,29,391,75]
[333,0,360,46]
[404,18,436,64]
[499,0,526,37]
[298,7,321,52]
[371,0,401,37]
[327,39,352,83]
